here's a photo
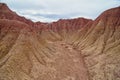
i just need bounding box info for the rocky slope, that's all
[0,3,120,80]
[0,3,34,26]
[72,6,120,80]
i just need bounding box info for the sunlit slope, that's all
[72,7,120,80]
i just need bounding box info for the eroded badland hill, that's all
[0,3,120,80]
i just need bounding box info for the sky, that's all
[1,0,120,22]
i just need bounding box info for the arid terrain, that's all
[0,3,120,80]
